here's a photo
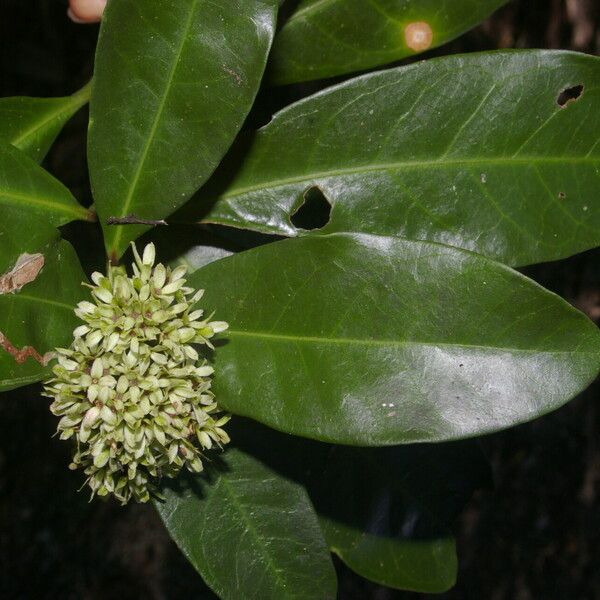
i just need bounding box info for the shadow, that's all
[215,417,492,544]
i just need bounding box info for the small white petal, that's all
[86,330,102,347]
[77,301,96,314]
[73,325,90,338]
[82,406,101,429]
[131,242,143,268]
[58,356,79,371]
[210,321,229,333]
[151,352,168,365]
[91,358,104,379]
[117,375,128,394]
[142,243,156,266]
[93,287,113,304]
[93,450,110,469]
[100,405,117,425]
[197,430,212,449]
[161,279,184,295]
[105,332,120,352]
[196,366,214,377]
[170,265,187,281]
[87,385,99,402]
[152,263,166,289]
[189,289,204,304]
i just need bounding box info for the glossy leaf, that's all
[199,51,600,267]
[228,420,490,593]
[0,239,86,391]
[144,225,236,273]
[271,0,508,83]
[189,233,600,445]
[156,449,337,600]
[313,443,488,593]
[89,0,279,260]
[0,82,91,162]
[0,144,89,391]
[0,143,91,258]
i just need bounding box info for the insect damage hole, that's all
[557,84,584,108]
[290,187,332,231]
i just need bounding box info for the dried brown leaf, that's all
[0,253,44,294]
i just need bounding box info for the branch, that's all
[106,214,168,226]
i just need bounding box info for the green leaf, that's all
[0,239,86,391]
[270,0,508,84]
[0,144,89,391]
[156,448,337,600]
[0,82,91,162]
[88,0,279,260]
[0,143,91,258]
[198,51,600,267]
[228,420,490,593]
[314,444,481,593]
[189,233,600,445]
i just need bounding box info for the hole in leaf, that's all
[558,191,566,199]
[557,84,584,108]
[290,187,332,231]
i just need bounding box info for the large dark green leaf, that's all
[188,233,600,445]
[314,443,490,593]
[0,82,91,162]
[0,144,90,391]
[89,0,279,260]
[198,51,600,267]
[227,420,490,593]
[0,239,86,391]
[156,448,337,600]
[271,0,508,83]
[0,143,92,258]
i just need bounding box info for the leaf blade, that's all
[156,449,337,600]
[270,0,508,84]
[189,233,600,445]
[89,0,279,259]
[0,83,91,162]
[0,143,91,263]
[0,239,86,391]
[198,50,600,267]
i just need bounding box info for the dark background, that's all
[1,0,599,598]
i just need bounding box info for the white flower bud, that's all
[142,243,156,266]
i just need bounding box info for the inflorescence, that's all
[43,243,229,504]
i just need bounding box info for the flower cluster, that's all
[43,243,229,504]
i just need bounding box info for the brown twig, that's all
[106,215,168,226]
[0,331,55,366]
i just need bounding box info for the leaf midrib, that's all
[219,155,599,202]
[227,329,597,355]
[0,189,89,221]
[290,0,339,22]
[1,293,74,311]
[110,0,199,254]
[217,474,296,599]
[11,82,91,150]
